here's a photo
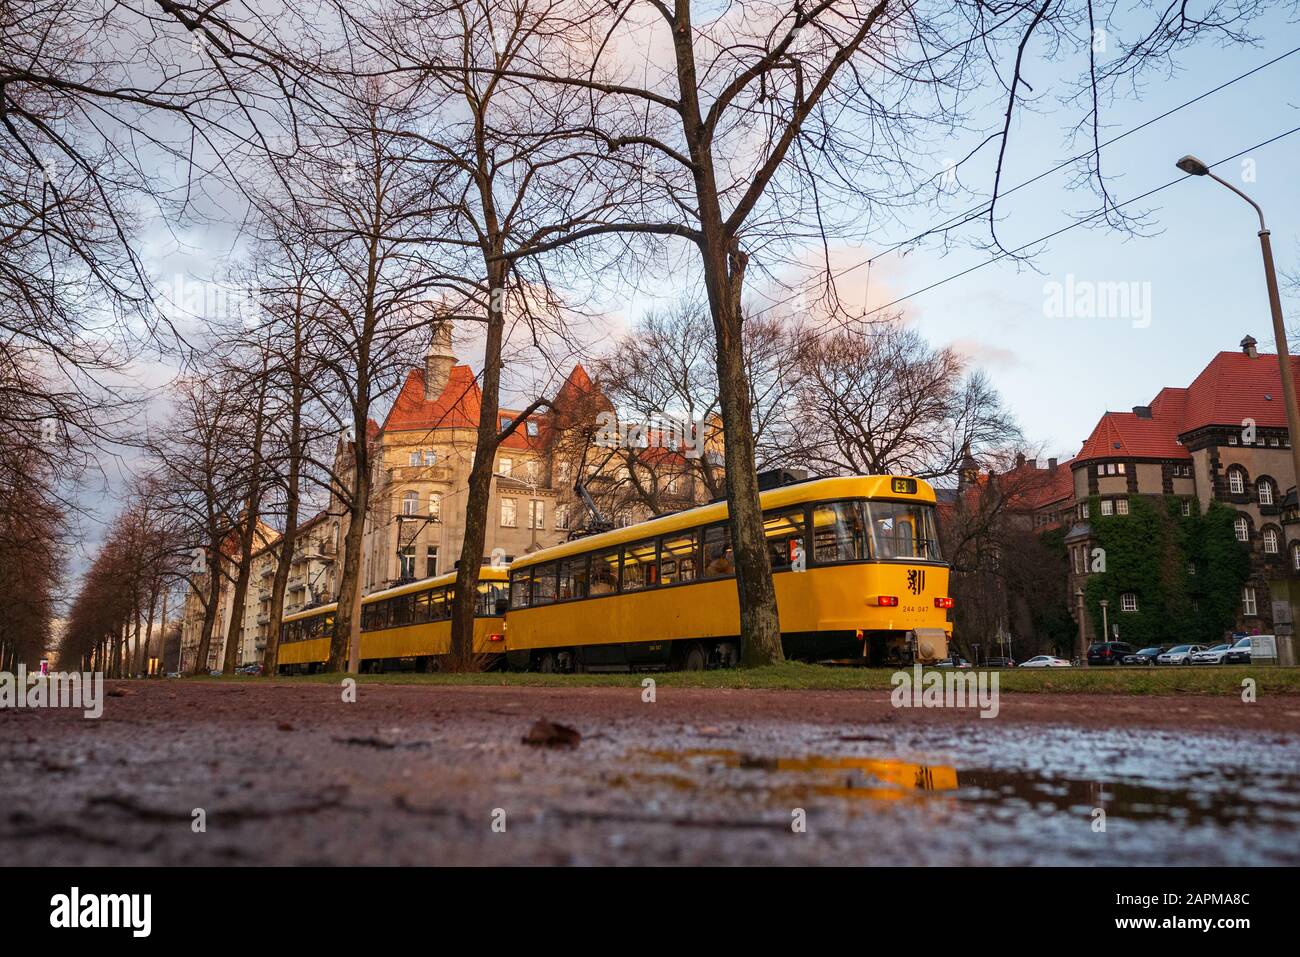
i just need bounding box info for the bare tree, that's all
[785,321,1020,479]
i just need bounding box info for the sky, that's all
[816,21,1300,461]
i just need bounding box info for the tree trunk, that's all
[329,437,370,672]
[190,542,222,675]
[705,242,784,665]
[222,512,258,674]
[449,265,508,671]
[136,582,159,676]
[264,317,306,677]
[264,469,299,677]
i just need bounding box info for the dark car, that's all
[1223,636,1253,665]
[1087,641,1135,666]
[1121,646,1162,666]
[985,656,1016,668]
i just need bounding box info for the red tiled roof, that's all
[1075,349,1300,464]
[383,365,482,433]
[1182,351,1300,432]
[383,362,587,452]
[1077,410,1189,461]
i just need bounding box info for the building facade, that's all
[1058,335,1298,643]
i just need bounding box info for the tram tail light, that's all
[488,632,505,643]
[934,597,954,609]
[876,595,898,607]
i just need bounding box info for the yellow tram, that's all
[503,475,952,671]
[276,566,509,673]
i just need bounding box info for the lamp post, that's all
[1075,588,1089,668]
[1099,599,1110,648]
[1176,155,1300,489]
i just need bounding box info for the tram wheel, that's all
[682,643,707,671]
[538,651,559,674]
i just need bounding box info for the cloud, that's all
[948,337,1023,370]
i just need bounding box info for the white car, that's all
[1156,644,1205,665]
[1191,643,1233,665]
[1019,655,1071,668]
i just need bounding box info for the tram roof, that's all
[280,564,509,622]
[513,474,935,569]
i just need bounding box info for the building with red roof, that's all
[1059,334,1299,641]
[354,327,712,593]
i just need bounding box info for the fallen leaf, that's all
[522,718,581,749]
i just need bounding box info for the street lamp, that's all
[1099,599,1109,647]
[1176,155,1300,490]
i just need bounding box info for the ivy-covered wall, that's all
[1082,496,1248,647]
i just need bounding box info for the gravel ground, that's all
[3,680,1299,865]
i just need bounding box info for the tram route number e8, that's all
[1115,893,1250,908]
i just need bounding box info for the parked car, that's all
[985,656,1016,668]
[1156,644,1205,665]
[235,663,263,676]
[936,657,972,669]
[1019,655,1071,668]
[1223,636,1253,665]
[1191,643,1234,665]
[1121,646,1162,666]
[1087,641,1135,666]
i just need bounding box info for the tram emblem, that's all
[907,569,925,595]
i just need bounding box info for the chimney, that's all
[1027,458,1037,469]
[1132,405,1152,419]
[1015,452,1026,469]
[1048,457,1058,470]
[1241,334,1258,358]
[424,321,456,400]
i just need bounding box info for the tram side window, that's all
[621,539,658,591]
[532,563,559,605]
[590,549,619,595]
[322,614,334,635]
[559,556,589,600]
[412,590,431,623]
[702,524,734,578]
[429,587,451,620]
[361,601,382,632]
[812,501,867,564]
[659,531,698,585]
[764,507,807,571]
[510,569,532,609]
[476,582,507,616]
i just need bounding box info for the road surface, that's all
[3,680,1299,865]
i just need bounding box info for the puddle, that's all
[617,727,1300,864]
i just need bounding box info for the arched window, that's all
[1292,543,1300,572]
[402,490,419,515]
[1263,527,1279,554]
[429,493,441,520]
[1228,467,1246,496]
[1234,516,1249,541]
[1258,478,1274,505]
